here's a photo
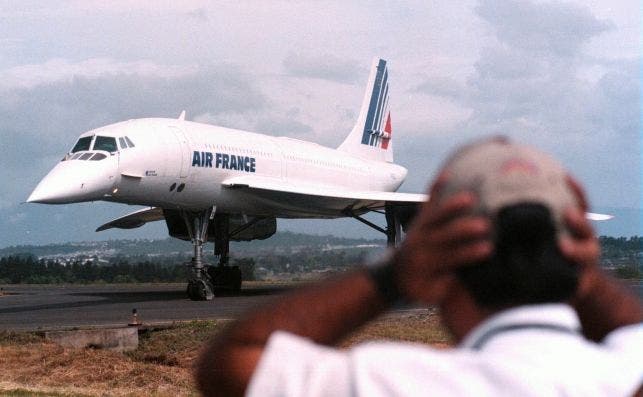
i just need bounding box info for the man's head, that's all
[437,137,581,310]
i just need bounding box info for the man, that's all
[197,138,642,396]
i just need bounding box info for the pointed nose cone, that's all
[27,175,74,204]
[26,183,59,204]
[27,157,117,204]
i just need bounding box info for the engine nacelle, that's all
[163,209,276,242]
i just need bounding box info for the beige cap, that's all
[438,137,579,237]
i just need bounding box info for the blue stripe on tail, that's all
[361,59,387,145]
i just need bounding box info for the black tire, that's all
[207,266,242,295]
[230,266,242,293]
[187,281,198,300]
[187,279,213,301]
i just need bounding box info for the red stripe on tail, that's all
[381,112,392,150]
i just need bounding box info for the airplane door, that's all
[169,126,190,178]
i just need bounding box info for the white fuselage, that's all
[29,118,408,218]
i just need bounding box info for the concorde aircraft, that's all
[27,58,611,300]
[27,58,428,300]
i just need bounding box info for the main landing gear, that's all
[181,209,242,301]
[345,204,403,247]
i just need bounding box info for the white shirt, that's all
[247,304,643,396]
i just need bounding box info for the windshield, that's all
[71,136,92,153]
[93,136,118,152]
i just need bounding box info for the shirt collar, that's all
[460,303,581,350]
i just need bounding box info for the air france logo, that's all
[192,151,256,173]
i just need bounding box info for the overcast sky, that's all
[0,0,640,247]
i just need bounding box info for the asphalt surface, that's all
[0,283,291,331]
[1,282,641,332]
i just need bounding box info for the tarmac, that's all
[0,283,290,331]
[1,282,641,332]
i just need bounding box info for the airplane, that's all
[27,58,425,300]
[27,58,612,300]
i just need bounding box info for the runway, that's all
[1,282,641,332]
[0,283,291,331]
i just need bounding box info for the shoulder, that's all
[248,332,487,397]
[604,322,643,353]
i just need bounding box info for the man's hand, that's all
[558,176,602,300]
[558,206,601,301]
[558,177,642,342]
[394,176,493,304]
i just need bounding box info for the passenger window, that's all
[124,136,135,148]
[71,136,92,153]
[80,153,93,160]
[90,153,107,161]
[94,136,118,152]
[119,137,128,149]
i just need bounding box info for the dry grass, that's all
[340,309,453,348]
[0,322,220,397]
[0,311,451,396]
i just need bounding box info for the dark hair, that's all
[456,203,578,309]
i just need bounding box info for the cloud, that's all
[0,58,197,90]
[194,109,315,140]
[589,59,640,140]
[461,1,634,143]
[0,58,265,138]
[475,0,613,57]
[414,76,466,101]
[256,115,314,138]
[282,53,362,84]
[408,0,640,209]
[60,1,211,14]
[409,0,634,141]
[185,7,209,22]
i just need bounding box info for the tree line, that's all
[0,245,372,284]
[0,256,188,284]
[0,236,640,284]
[599,236,642,254]
[599,236,642,279]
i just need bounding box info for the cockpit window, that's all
[90,153,107,161]
[125,136,135,148]
[79,153,93,160]
[118,137,127,149]
[71,136,92,153]
[93,136,117,152]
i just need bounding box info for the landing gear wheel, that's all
[187,279,214,301]
[230,266,242,293]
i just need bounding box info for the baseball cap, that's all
[437,137,579,238]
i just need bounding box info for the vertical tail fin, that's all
[338,58,393,162]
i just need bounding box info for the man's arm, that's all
[196,190,492,397]
[559,177,642,342]
[196,270,386,397]
[559,207,643,342]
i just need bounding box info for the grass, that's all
[0,311,451,396]
[127,320,228,368]
[0,387,90,397]
[341,309,453,348]
[0,330,44,346]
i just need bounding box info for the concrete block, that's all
[45,327,138,352]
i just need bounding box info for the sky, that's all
[0,0,640,247]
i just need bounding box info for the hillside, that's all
[0,231,385,261]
